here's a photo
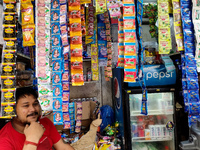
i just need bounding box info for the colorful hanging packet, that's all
[123,2,137,82]
[158,0,172,54]
[96,0,107,14]
[104,11,112,80]
[75,101,82,133]
[117,18,124,68]
[69,1,84,86]
[171,0,184,52]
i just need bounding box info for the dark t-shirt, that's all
[0,117,61,150]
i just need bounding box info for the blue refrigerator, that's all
[112,65,178,150]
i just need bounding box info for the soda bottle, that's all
[137,117,145,138]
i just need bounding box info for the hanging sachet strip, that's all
[157,0,172,54]
[172,0,184,51]
[117,18,124,68]
[192,0,200,71]
[104,11,112,81]
[36,0,52,116]
[1,0,17,118]
[69,0,84,86]
[97,14,107,67]
[180,0,199,127]
[123,0,137,82]
[135,0,148,115]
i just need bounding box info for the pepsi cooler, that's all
[112,65,178,150]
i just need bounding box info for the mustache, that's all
[27,112,39,118]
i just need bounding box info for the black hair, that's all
[16,87,38,104]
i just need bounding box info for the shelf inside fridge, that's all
[132,136,173,142]
[130,110,173,116]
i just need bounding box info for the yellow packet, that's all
[124,71,136,82]
[71,70,84,86]
[21,3,34,25]
[158,15,170,27]
[21,0,32,4]
[80,0,91,4]
[22,24,35,46]
[158,2,168,14]
[159,40,172,54]
[96,0,107,14]
[159,27,171,40]
[69,5,80,11]
[3,0,16,3]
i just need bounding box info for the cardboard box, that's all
[48,101,97,130]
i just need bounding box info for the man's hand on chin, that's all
[24,121,45,143]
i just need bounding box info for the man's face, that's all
[16,95,41,124]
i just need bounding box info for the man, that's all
[0,87,74,150]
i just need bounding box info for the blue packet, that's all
[181,54,185,66]
[52,72,62,84]
[70,125,75,134]
[188,90,200,102]
[60,14,67,25]
[70,120,75,126]
[62,101,69,112]
[183,29,195,42]
[53,111,63,125]
[59,0,67,4]
[51,22,60,35]
[188,103,200,115]
[52,35,61,47]
[62,81,70,91]
[52,60,62,72]
[51,0,60,10]
[182,79,187,90]
[97,24,107,41]
[187,78,199,90]
[63,121,71,129]
[182,66,186,78]
[64,62,69,71]
[60,4,67,15]
[51,10,60,22]
[185,53,196,66]
[61,33,68,46]
[70,113,75,120]
[186,66,198,78]
[183,90,188,103]
[185,103,189,112]
[97,14,105,23]
[181,0,191,5]
[62,71,69,82]
[181,5,191,16]
[63,91,69,102]
[53,98,62,110]
[182,18,193,29]
[52,47,62,59]
[53,84,62,97]
[141,100,148,115]
[98,40,107,59]
[69,102,75,108]
[185,42,195,54]
[63,112,70,121]
[188,115,199,127]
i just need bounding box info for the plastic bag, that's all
[100,105,114,132]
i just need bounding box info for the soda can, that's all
[160,125,166,138]
[131,123,138,137]
[149,125,156,140]
[155,125,162,139]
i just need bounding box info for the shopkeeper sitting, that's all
[0,87,74,150]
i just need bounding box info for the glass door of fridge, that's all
[129,92,175,150]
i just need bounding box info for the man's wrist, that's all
[24,141,38,147]
[25,137,39,144]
